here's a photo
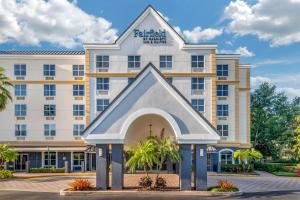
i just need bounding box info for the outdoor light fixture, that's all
[98,148,103,157]
[200,149,204,157]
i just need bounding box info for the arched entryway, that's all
[93,108,209,191]
[122,109,180,188]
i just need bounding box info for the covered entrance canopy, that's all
[82,63,220,190]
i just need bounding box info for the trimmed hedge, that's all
[254,162,299,173]
[30,167,65,173]
[221,164,254,173]
[0,170,13,179]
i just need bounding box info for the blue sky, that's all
[1,0,300,98]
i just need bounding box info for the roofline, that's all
[83,5,218,50]
[0,50,85,59]
[82,62,219,135]
[239,64,251,69]
[0,54,84,59]
[216,54,240,59]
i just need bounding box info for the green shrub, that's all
[282,166,297,173]
[253,162,295,172]
[221,164,254,173]
[30,167,65,173]
[0,170,13,179]
[138,176,153,190]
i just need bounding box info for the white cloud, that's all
[218,46,255,57]
[251,76,272,88]
[174,26,223,43]
[0,0,118,48]
[278,87,300,98]
[251,74,300,99]
[224,0,300,47]
[235,46,255,57]
[225,41,233,46]
[157,11,170,22]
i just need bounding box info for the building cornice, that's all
[86,72,216,78]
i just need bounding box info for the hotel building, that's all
[0,5,250,190]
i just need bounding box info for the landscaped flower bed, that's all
[221,164,254,173]
[208,180,239,192]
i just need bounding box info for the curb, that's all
[59,189,243,197]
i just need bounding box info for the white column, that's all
[84,152,87,172]
[70,151,74,172]
[56,151,58,168]
[41,151,45,168]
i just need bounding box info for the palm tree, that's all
[0,67,12,111]
[155,137,180,175]
[125,139,159,177]
[234,148,263,164]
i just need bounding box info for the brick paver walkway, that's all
[0,172,299,193]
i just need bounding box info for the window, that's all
[217,64,228,77]
[128,56,141,69]
[15,124,26,136]
[14,64,26,76]
[73,152,84,171]
[96,55,109,69]
[191,55,204,68]
[44,152,56,167]
[97,99,109,112]
[217,104,229,117]
[217,125,229,137]
[73,65,84,76]
[191,99,205,112]
[15,84,26,96]
[220,150,233,165]
[73,104,85,116]
[96,78,109,91]
[15,104,26,116]
[160,55,172,69]
[44,105,56,116]
[191,78,204,90]
[44,124,56,136]
[43,64,55,76]
[73,85,85,96]
[166,77,173,84]
[217,85,229,96]
[128,77,135,84]
[44,85,56,96]
[73,124,85,136]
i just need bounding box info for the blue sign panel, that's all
[133,29,166,44]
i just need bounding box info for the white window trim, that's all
[191,55,205,69]
[219,148,235,164]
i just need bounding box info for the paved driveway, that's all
[0,172,299,193]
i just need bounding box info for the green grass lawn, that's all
[272,171,297,177]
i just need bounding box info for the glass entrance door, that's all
[15,154,28,171]
[207,153,212,171]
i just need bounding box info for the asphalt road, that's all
[0,190,300,200]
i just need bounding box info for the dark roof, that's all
[0,50,85,55]
[83,62,219,135]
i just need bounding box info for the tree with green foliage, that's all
[0,67,12,111]
[291,116,300,160]
[0,144,18,170]
[125,139,159,177]
[251,82,300,159]
[234,148,263,164]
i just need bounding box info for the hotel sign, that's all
[133,29,166,44]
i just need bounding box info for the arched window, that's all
[219,150,234,165]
